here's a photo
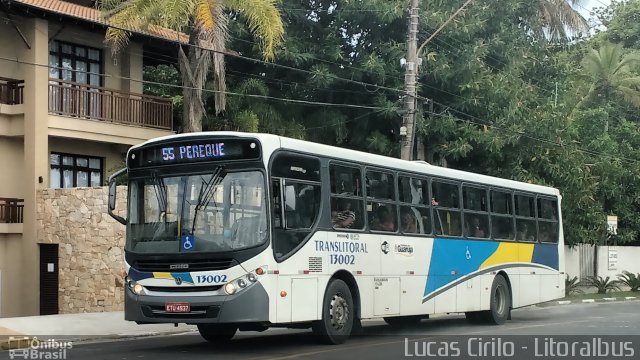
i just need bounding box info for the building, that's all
[0,0,179,317]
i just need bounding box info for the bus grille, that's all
[142,305,220,319]
[309,257,323,272]
[145,285,223,292]
[133,258,237,272]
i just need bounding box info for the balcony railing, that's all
[0,77,24,105]
[48,79,173,130]
[0,198,24,223]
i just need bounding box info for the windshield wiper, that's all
[150,172,167,215]
[190,167,224,235]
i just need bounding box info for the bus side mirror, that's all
[108,168,127,225]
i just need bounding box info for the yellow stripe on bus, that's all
[153,272,173,279]
[480,242,535,268]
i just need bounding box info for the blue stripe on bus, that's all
[532,243,559,270]
[424,239,499,296]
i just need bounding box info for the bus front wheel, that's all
[485,275,511,325]
[197,324,237,343]
[313,279,354,344]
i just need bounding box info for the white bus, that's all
[108,131,565,344]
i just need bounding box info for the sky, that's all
[580,0,612,19]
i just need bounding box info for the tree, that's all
[97,0,284,132]
[537,0,589,42]
[593,0,640,49]
[576,41,640,130]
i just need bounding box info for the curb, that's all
[555,296,638,305]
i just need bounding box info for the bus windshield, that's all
[126,169,267,254]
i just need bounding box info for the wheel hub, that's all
[330,293,349,330]
[494,284,506,314]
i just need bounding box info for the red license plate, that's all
[165,302,190,313]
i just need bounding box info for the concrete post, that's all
[21,17,49,315]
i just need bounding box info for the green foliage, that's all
[582,276,622,294]
[143,65,183,130]
[565,275,584,296]
[617,271,640,292]
[594,0,640,49]
[190,0,640,245]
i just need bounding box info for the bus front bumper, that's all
[124,282,269,324]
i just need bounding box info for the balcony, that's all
[0,198,23,234]
[48,79,173,130]
[0,198,23,223]
[0,78,24,105]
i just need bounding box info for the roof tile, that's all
[14,0,188,43]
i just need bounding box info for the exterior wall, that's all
[48,115,175,146]
[0,137,25,198]
[0,17,25,81]
[21,17,51,316]
[37,187,127,313]
[49,137,129,182]
[595,245,640,279]
[564,245,640,279]
[0,234,24,317]
[48,23,143,93]
[0,12,171,317]
[564,245,581,279]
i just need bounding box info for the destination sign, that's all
[129,138,261,168]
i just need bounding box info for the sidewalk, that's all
[0,312,194,349]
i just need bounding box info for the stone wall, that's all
[37,186,127,313]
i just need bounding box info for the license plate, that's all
[165,302,190,313]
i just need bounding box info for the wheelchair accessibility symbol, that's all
[465,246,471,260]
[181,235,195,251]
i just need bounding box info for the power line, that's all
[0,55,385,110]
[4,11,638,163]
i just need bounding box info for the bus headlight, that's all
[133,283,145,295]
[224,283,236,295]
[223,267,266,295]
[126,277,147,295]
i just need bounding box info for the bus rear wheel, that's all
[312,279,354,345]
[484,275,510,325]
[197,324,237,343]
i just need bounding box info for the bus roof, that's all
[131,131,560,197]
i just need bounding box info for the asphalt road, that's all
[7,301,640,360]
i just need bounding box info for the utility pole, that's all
[400,0,474,161]
[400,0,420,161]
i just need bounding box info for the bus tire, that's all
[312,279,354,344]
[197,324,237,343]
[484,275,511,325]
[383,315,425,327]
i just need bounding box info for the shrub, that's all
[582,276,621,294]
[565,275,583,296]
[617,271,640,292]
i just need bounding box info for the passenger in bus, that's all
[471,217,486,238]
[332,199,356,228]
[400,209,418,234]
[517,222,535,241]
[371,206,396,232]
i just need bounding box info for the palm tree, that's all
[97,0,284,132]
[577,42,640,130]
[537,0,589,42]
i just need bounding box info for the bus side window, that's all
[271,152,322,259]
[432,180,462,236]
[272,179,282,228]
